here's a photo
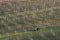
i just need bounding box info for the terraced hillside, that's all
[0,0,60,40]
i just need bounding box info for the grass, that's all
[0,0,60,40]
[0,27,60,40]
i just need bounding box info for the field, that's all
[0,0,60,40]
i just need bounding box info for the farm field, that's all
[0,0,60,40]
